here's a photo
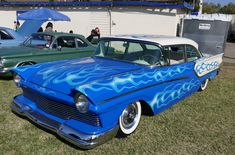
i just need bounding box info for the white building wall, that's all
[0,10,17,29]
[111,8,177,36]
[0,6,181,37]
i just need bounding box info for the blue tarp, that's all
[0,1,194,10]
[18,8,71,21]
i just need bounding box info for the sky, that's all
[204,0,235,5]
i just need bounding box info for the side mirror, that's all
[57,46,62,51]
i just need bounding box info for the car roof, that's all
[102,35,199,49]
[0,26,24,39]
[32,32,85,38]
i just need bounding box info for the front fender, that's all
[96,93,152,128]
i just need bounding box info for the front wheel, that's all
[199,79,209,91]
[118,101,142,135]
[18,62,36,67]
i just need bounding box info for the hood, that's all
[20,57,142,95]
[0,46,37,58]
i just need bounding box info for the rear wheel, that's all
[199,79,209,91]
[118,101,142,135]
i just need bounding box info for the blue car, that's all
[11,35,223,149]
[0,27,25,47]
[0,20,43,47]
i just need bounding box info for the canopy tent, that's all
[17,8,70,21]
[17,8,70,37]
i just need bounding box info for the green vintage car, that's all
[0,32,95,77]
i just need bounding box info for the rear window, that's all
[0,30,13,40]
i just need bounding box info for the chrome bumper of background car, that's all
[0,67,10,73]
[11,97,119,149]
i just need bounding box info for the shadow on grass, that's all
[0,76,12,80]
[11,110,89,151]
[10,101,157,149]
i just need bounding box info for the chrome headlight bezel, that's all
[75,94,89,114]
[0,58,4,68]
[13,73,22,87]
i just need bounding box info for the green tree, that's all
[202,2,221,14]
[220,3,235,14]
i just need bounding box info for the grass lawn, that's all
[0,63,234,155]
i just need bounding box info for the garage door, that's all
[111,10,177,36]
[89,11,110,36]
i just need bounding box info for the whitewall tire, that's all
[118,101,142,135]
[199,79,209,91]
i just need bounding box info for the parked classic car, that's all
[0,20,44,47]
[0,27,26,47]
[11,35,223,149]
[0,32,95,76]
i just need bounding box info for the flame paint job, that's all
[11,42,222,148]
[194,53,223,77]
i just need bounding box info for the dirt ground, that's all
[224,43,235,64]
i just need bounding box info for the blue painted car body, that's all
[0,20,43,47]
[11,36,223,149]
[0,27,25,47]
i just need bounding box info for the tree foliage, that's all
[220,3,235,14]
[203,2,235,14]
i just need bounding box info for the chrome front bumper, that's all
[11,97,118,149]
[0,67,11,76]
[0,67,9,73]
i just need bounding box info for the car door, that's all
[148,44,201,114]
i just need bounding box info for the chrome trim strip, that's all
[99,76,189,104]
[11,97,118,149]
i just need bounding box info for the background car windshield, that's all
[95,39,166,66]
[23,34,54,48]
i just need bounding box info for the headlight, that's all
[13,73,21,87]
[0,58,3,68]
[75,94,89,113]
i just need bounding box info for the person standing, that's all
[14,21,20,31]
[87,29,96,42]
[94,27,100,39]
[45,22,53,32]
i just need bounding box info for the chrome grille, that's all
[23,88,101,127]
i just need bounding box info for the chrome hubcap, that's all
[120,103,138,129]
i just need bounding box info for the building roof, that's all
[0,1,194,10]
[102,35,199,49]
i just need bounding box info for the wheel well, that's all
[139,100,154,116]
[17,61,36,67]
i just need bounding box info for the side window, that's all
[105,41,127,59]
[127,42,143,53]
[168,45,185,65]
[76,38,88,48]
[55,37,76,48]
[0,30,13,40]
[186,45,200,62]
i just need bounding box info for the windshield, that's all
[95,39,167,66]
[23,33,54,48]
